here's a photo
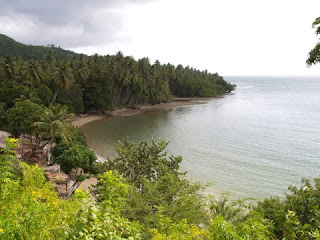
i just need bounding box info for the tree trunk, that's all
[67,181,82,198]
[47,139,54,165]
[116,85,124,107]
[50,88,59,105]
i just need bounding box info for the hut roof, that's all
[45,172,69,184]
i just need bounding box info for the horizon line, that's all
[223,75,320,78]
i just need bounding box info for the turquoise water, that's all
[81,76,320,199]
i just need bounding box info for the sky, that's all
[1,0,320,76]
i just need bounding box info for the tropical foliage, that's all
[33,104,74,147]
[1,138,320,239]
[0,139,141,239]
[5,100,45,138]
[307,17,320,65]
[108,138,182,186]
[51,128,97,174]
[255,178,320,239]
[0,42,235,123]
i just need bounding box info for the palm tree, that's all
[34,104,73,161]
[22,60,43,87]
[209,195,246,222]
[1,56,17,82]
[72,55,90,84]
[13,91,39,104]
[50,63,74,105]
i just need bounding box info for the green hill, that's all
[0,34,80,60]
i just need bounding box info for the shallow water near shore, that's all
[81,76,320,200]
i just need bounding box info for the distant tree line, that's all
[0,51,235,116]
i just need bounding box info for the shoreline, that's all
[72,97,209,127]
[73,97,226,197]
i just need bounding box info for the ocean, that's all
[81,76,320,199]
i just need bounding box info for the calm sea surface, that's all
[81,76,320,199]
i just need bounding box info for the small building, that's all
[45,172,69,197]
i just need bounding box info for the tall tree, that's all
[22,60,43,87]
[33,104,73,151]
[5,100,45,141]
[71,55,89,84]
[1,56,17,82]
[50,63,74,104]
[307,17,320,65]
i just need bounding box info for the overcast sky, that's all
[1,0,320,76]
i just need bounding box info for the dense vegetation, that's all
[1,138,320,239]
[307,17,320,65]
[0,34,235,119]
[0,34,78,60]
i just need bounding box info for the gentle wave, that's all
[82,76,320,200]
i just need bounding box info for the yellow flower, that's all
[75,187,83,193]
[0,228,4,233]
[8,138,18,143]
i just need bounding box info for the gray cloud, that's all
[0,0,153,48]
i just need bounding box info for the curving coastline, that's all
[72,98,209,127]
[73,97,212,196]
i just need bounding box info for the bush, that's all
[51,127,97,174]
[0,139,140,240]
[54,141,96,174]
[5,100,45,137]
[108,138,182,186]
[255,178,320,239]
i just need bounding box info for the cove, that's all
[81,76,320,199]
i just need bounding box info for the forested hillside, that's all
[0,34,78,60]
[0,45,235,120]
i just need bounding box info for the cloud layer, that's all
[1,0,320,75]
[0,0,149,47]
